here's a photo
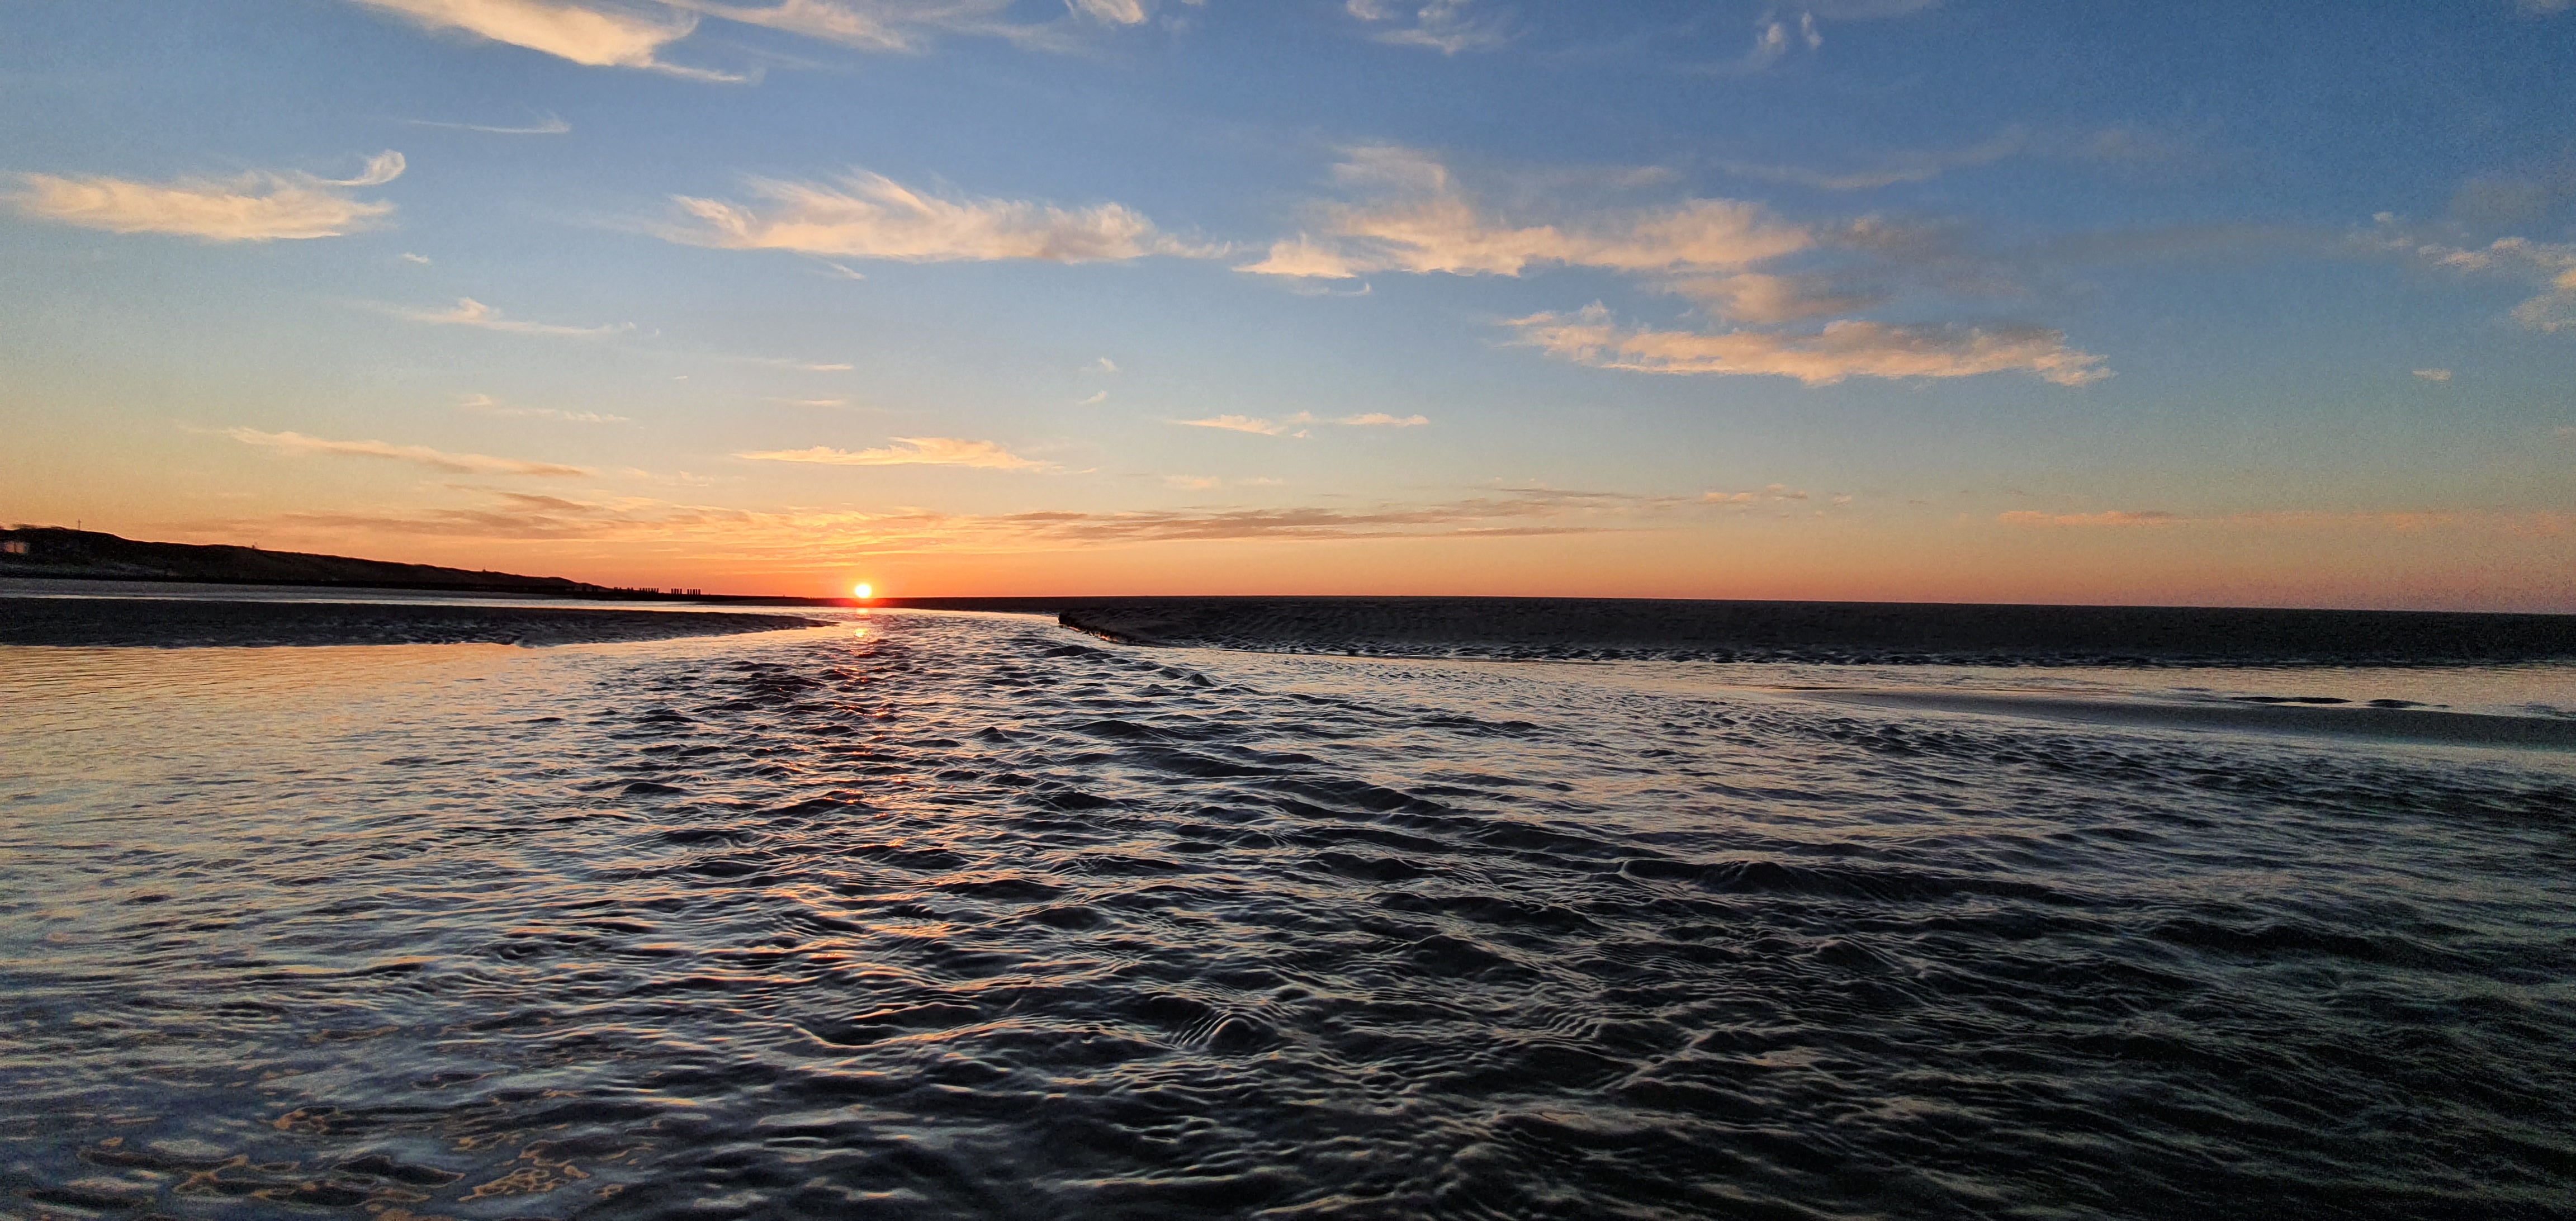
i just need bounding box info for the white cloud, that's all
[387,297,628,337]
[405,112,571,135]
[1742,11,1821,71]
[7,153,404,242]
[1345,0,1508,54]
[1090,356,1119,372]
[2371,221,2576,335]
[345,0,724,75]
[356,0,1189,77]
[2413,367,2452,382]
[1167,411,1421,434]
[1338,412,1427,427]
[668,171,1209,263]
[1507,302,2109,385]
[671,0,1025,54]
[1733,1,1934,71]
[736,436,1055,470]
[1238,147,1811,280]
[330,151,410,187]
[458,392,629,423]
[1704,484,1808,504]
[1244,146,2106,392]
[820,261,868,280]
[1173,414,1309,436]
[1068,0,1145,23]
[401,252,433,264]
[1078,390,1109,405]
[225,427,592,476]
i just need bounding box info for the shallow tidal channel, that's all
[4,610,2573,1219]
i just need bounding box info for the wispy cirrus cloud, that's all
[1067,0,1147,24]
[1242,146,2109,386]
[348,0,1197,79]
[1508,303,2108,385]
[2364,216,2576,334]
[345,0,736,77]
[1345,0,1509,54]
[1171,411,1427,436]
[736,436,1055,470]
[458,392,629,423]
[1704,484,1809,505]
[405,112,571,134]
[1175,414,1306,436]
[6,152,404,241]
[384,297,629,337]
[1732,0,1938,73]
[2414,368,2453,382]
[231,484,1688,556]
[2002,507,2572,537]
[1339,412,1427,427]
[667,0,1055,54]
[1239,146,1811,280]
[224,427,593,476]
[666,170,1213,263]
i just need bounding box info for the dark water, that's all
[5,611,2574,1219]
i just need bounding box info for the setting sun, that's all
[853,583,872,600]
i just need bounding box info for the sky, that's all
[3,0,2574,607]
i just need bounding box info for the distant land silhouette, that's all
[10,527,2576,666]
[1,526,614,594]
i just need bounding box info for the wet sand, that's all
[0,597,832,648]
[1797,688,2576,749]
[1059,597,2576,665]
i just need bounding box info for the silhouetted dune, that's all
[1,527,605,593]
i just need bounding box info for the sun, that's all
[853,583,873,600]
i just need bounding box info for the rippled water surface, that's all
[6,611,2574,1219]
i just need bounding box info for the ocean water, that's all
[4,609,2574,1220]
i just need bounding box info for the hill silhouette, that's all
[1,526,607,594]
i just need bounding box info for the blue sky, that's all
[3,0,2573,605]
